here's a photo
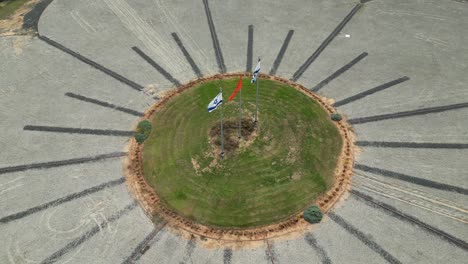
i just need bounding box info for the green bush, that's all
[331,113,342,121]
[303,205,323,224]
[137,120,152,136]
[134,132,147,144]
[134,120,152,144]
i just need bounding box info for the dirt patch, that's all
[123,72,356,248]
[291,171,302,181]
[209,117,256,153]
[0,0,53,36]
[0,0,38,35]
[191,158,201,174]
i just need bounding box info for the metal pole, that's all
[220,87,225,158]
[254,57,260,126]
[238,86,242,139]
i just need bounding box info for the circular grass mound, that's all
[142,78,342,228]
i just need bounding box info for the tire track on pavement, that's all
[352,173,468,224]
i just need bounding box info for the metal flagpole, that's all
[254,75,259,124]
[238,85,242,139]
[254,57,260,126]
[220,87,225,158]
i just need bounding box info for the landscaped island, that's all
[142,78,342,228]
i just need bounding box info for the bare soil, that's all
[0,0,39,36]
[209,118,256,153]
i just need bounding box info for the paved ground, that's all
[1,0,467,263]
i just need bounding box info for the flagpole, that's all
[254,57,260,126]
[238,85,242,139]
[254,75,259,125]
[220,87,225,158]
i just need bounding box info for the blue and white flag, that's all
[251,59,261,83]
[207,92,223,112]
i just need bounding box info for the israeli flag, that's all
[251,59,261,83]
[207,92,223,112]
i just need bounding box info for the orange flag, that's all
[228,76,243,101]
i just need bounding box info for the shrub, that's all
[134,120,152,144]
[137,120,152,137]
[331,113,342,121]
[303,205,323,224]
[134,132,147,144]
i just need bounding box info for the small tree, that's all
[304,205,323,224]
[134,120,152,144]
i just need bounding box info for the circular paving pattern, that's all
[0,0,467,263]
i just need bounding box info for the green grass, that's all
[0,0,30,20]
[142,78,342,228]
